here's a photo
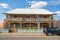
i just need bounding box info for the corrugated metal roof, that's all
[3,8,54,14]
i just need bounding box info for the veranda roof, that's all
[3,8,55,15]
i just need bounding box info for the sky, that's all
[0,0,60,23]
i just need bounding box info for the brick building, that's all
[3,8,56,32]
[0,22,3,28]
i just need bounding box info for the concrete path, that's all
[0,36,60,40]
[0,32,45,37]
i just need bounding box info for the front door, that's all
[10,23,20,32]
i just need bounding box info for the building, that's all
[3,8,56,32]
[0,22,3,28]
[56,20,60,28]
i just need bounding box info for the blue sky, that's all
[0,0,60,22]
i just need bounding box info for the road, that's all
[0,36,60,40]
[0,33,60,40]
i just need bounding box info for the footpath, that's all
[0,32,46,37]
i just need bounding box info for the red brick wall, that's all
[52,20,56,27]
[0,22,3,28]
[4,19,7,28]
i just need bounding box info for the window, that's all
[14,16,17,18]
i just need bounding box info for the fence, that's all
[0,28,43,33]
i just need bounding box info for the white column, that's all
[8,15,10,20]
[20,22,22,28]
[30,14,31,29]
[4,14,6,19]
[14,24,16,29]
[38,17,40,28]
[49,15,52,20]
[37,15,40,29]
[8,22,10,28]
[49,22,51,27]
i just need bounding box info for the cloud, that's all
[30,1,48,9]
[55,11,60,13]
[26,0,36,4]
[0,3,9,8]
[54,11,60,16]
[49,0,60,5]
[28,1,36,4]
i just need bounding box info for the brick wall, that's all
[52,20,56,27]
[0,22,3,28]
[4,19,7,28]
